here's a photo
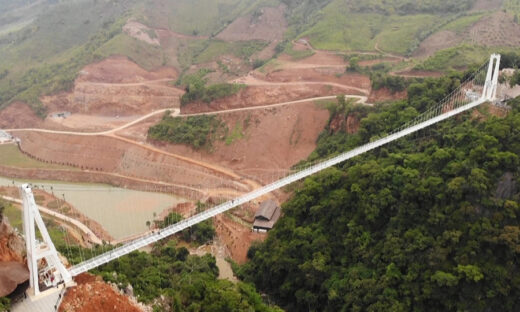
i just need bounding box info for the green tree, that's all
[347,57,360,72]
[0,199,6,223]
[93,241,281,311]
[0,297,10,312]
[240,92,520,311]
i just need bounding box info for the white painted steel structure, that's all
[67,54,501,276]
[482,54,501,100]
[20,184,73,296]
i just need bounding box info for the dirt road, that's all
[5,94,369,136]
[234,75,370,95]
[4,94,368,187]
[5,108,178,136]
[1,195,103,245]
[77,78,174,87]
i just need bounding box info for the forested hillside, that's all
[349,0,476,14]
[240,77,520,311]
[92,241,283,311]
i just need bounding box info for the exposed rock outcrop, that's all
[0,218,28,297]
[496,172,517,200]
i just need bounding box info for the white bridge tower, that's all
[482,53,501,101]
[21,184,72,297]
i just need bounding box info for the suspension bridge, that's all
[7,54,504,308]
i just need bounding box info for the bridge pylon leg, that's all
[20,184,73,297]
[482,54,501,101]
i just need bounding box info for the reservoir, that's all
[0,176,187,240]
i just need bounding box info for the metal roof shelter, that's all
[0,130,12,143]
[253,200,281,231]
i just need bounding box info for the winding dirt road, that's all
[77,78,175,87]
[1,195,103,245]
[4,94,369,188]
[5,95,369,135]
[234,76,370,95]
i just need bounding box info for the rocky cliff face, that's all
[0,217,28,297]
[328,113,361,135]
[0,218,25,263]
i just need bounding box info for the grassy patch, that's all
[440,13,485,34]
[137,0,273,36]
[299,0,441,55]
[225,121,245,145]
[415,45,519,71]
[3,204,22,230]
[198,40,268,63]
[298,2,375,52]
[148,113,226,149]
[195,40,235,63]
[0,144,75,169]
[175,68,214,86]
[503,0,520,15]
[256,58,281,73]
[349,0,475,14]
[178,39,267,68]
[95,33,169,70]
[177,39,208,69]
[296,0,488,55]
[2,202,68,247]
[374,14,440,54]
[284,42,315,60]
[42,219,68,247]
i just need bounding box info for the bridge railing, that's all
[69,56,497,276]
[69,96,487,276]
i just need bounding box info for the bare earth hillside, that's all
[42,56,182,117]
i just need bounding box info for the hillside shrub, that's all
[370,73,408,93]
[510,70,520,87]
[179,71,244,106]
[92,241,282,311]
[148,113,225,149]
[155,212,216,245]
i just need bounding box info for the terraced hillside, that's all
[0,0,518,116]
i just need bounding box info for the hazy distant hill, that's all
[0,0,518,114]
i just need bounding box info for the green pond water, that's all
[0,176,187,239]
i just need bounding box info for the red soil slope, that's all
[41,56,183,116]
[0,219,28,297]
[59,274,142,312]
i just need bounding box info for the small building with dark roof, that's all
[0,130,13,144]
[252,199,281,232]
